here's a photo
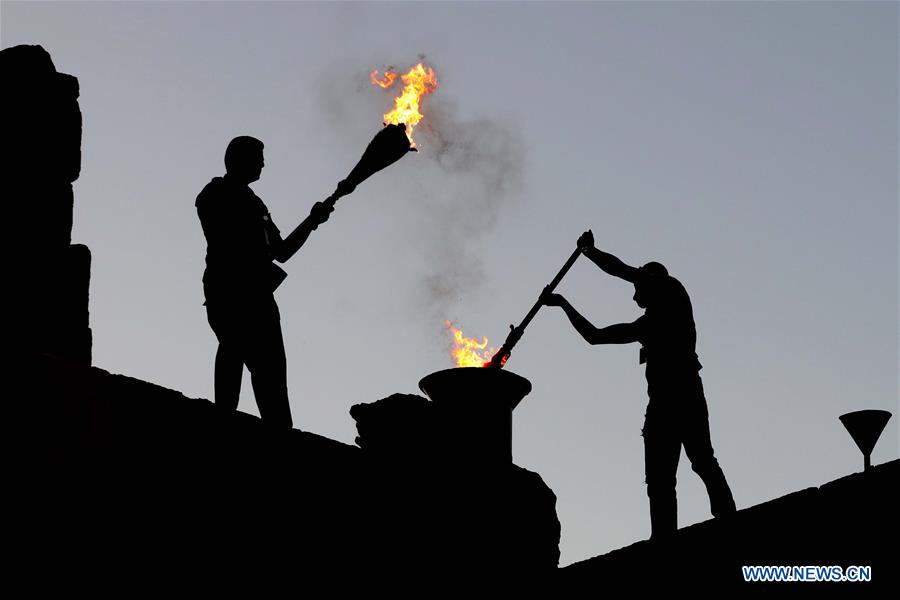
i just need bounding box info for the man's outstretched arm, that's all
[577,230,641,283]
[265,200,333,263]
[541,289,641,345]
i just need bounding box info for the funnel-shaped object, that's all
[839,410,892,471]
[345,123,412,188]
[419,367,531,465]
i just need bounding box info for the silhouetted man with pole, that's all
[540,230,736,539]
[196,136,336,428]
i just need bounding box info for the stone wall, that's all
[2,44,91,363]
[12,354,561,588]
[560,459,899,593]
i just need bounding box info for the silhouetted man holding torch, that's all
[540,230,736,539]
[197,136,342,428]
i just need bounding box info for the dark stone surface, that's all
[11,353,560,589]
[350,392,434,456]
[3,44,90,363]
[559,459,899,594]
[35,243,93,363]
[351,392,562,573]
[1,45,81,181]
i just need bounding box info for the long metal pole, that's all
[487,247,582,368]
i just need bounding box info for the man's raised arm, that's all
[577,230,641,283]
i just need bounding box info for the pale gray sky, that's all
[3,1,897,566]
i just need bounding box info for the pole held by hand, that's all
[277,124,414,263]
[486,246,582,369]
[325,122,414,208]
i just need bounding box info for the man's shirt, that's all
[196,175,280,305]
[632,274,702,373]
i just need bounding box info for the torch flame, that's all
[370,62,438,147]
[444,320,505,368]
[370,70,398,89]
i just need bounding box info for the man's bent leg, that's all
[682,380,736,517]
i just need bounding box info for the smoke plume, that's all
[317,59,525,328]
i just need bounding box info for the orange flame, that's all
[370,63,438,147]
[370,70,397,89]
[444,320,504,368]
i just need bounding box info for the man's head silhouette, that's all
[632,261,668,309]
[225,136,265,184]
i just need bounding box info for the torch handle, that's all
[515,247,582,333]
[324,177,357,209]
[324,122,412,212]
[488,247,582,368]
[323,191,341,209]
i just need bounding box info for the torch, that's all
[274,123,413,267]
[278,63,436,265]
[486,246,583,369]
[326,62,438,207]
[324,122,414,208]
